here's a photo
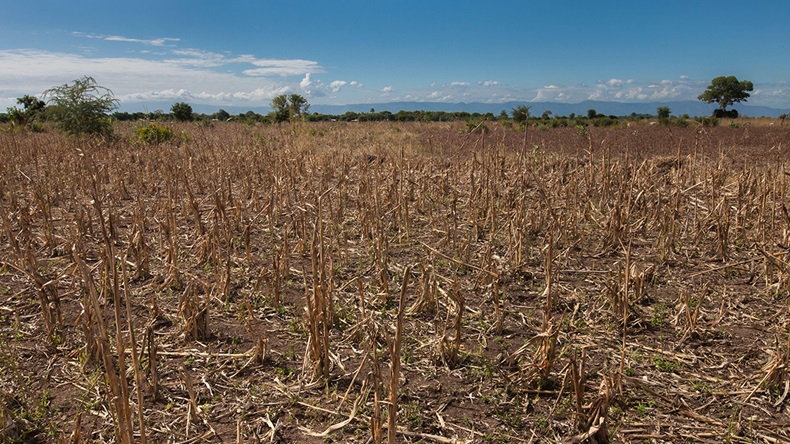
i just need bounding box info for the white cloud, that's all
[244,59,323,76]
[450,81,469,87]
[118,86,292,104]
[105,36,179,47]
[381,86,394,93]
[0,49,299,108]
[478,80,500,87]
[75,32,180,47]
[300,73,315,90]
[299,73,326,97]
[297,74,352,97]
[166,49,229,67]
[532,84,589,102]
[329,80,347,93]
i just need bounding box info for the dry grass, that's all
[0,120,789,443]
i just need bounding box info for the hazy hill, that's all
[309,100,789,118]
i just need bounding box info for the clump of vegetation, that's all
[269,94,309,122]
[6,95,47,131]
[43,76,118,138]
[171,102,194,122]
[135,122,174,144]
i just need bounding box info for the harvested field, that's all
[1,120,789,443]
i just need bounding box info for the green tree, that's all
[43,76,118,137]
[269,94,310,123]
[511,105,531,123]
[213,109,231,121]
[698,76,753,116]
[270,95,289,122]
[243,110,262,123]
[657,106,671,119]
[287,94,309,119]
[171,102,194,121]
[7,95,46,128]
[587,109,598,119]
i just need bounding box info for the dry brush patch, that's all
[0,121,789,443]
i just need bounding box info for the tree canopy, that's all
[270,94,310,122]
[656,106,671,119]
[698,76,753,116]
[511,105,531,123]
[171,102,194,121]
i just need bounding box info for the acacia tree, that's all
[44,76,118,137]
[698,76,753,117]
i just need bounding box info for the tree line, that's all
[2,75,758,137]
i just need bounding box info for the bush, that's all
[713,109,738,118]
[7,95,46,129]
[591,117,619,127]
[135,123,174,144]
[695,116,719,127]
[43,76,118,138]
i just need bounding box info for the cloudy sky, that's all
[2,0,789,111]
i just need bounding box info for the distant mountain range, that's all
[309,100,789,118]
[148,100,789,118]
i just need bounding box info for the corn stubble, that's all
[0,121,789,443]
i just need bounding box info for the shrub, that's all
[591,117,619,127]
[43,76,118,138]
[713,109,738,118]
[695,116,719,127]
[7,95,46,130]
[135,123,174,144]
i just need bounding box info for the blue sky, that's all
[2,0,789,111]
